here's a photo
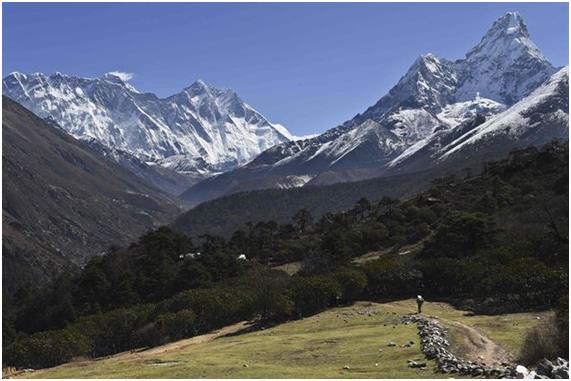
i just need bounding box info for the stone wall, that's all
[402,314,569,379]
[402,314,517,378]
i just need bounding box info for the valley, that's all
[3,140,567,377]
[2,6,568,379]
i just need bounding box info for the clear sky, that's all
[3,2,568,136]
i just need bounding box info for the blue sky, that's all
[3,3,568,136]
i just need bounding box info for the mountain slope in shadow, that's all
[2,97,179,299]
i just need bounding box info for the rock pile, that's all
[534,358,569,379]
[402,314,517,378]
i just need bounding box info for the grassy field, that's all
[25,300,551,379]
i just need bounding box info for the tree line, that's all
[4,141,568,368]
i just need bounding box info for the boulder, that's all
[552,366,569,379]
[515,365,530,378]
[536,359,554,376]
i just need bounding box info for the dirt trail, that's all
[444,319,512,366]
[131,320,253,357]
[352,239,427,264]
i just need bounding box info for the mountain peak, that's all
[467,12,537,60]
[183,79,217,97]
[184,79,238,101]
[193,78,208,87]
[102,72,127,84]
[3,71,293,175]
[4,72,27,86]
[188,79,210,91]
[454,11,554,104]
[419,52,437,60]
[7,71,26,79]
[414,53,445,73]
[494,12,528,37]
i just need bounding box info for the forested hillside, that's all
[173,169,440,238]
[4,141,568,370]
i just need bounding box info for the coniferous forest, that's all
[4,141,568,369]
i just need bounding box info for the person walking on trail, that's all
[416,295,424,314]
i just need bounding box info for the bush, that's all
[364,258,421,299]
[519,316,561,365]
[76,306,151,357]
[155,287,257,333]
[423,211,496,258]
[150,309,197,345]
[333,268,368,303]
[249,270,294,321]
[290,276,341,318]
[487,259,566,307]
[5,328,90,369]
[555,296,569,359]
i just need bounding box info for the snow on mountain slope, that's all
[454,12,556,105]
[437,96,506,127]
[2,73,293,178]
[180,12,564,206]
[385,67,568,174]
[240,12,553,174]
[387,96,506,167]
[276,175,316,189]
[439,66,569,160]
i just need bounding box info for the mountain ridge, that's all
[180,12,564,206]
[2,72,295,188]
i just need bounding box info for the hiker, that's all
[416,295,424,314]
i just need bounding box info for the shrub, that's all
[249,270,294,321]
[290,276,341,318]
[423,211,496,258]
[519,316,561,365]
[364,258,420,299]
[5,328,90,369]
[155,287,257,333]
[555,296,569,359]
[488,259,566,307]
[152,309,197,344]
[76,306,151,357]
[333,268,368,303]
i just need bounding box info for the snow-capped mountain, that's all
[2,73,294,181]
[454,12,555,104]
[439,66,568,161]
[386,67,568,173]
[180,12,565,206]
